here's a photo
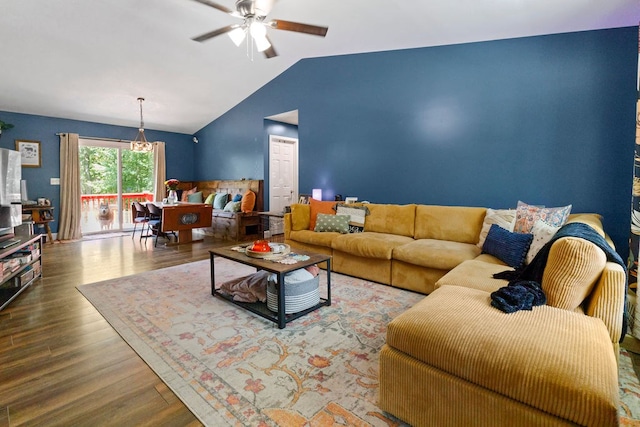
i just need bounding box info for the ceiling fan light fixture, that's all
[228,26,247,46]
[130,97,154,153]
[254,34,271,52]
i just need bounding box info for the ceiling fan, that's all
[190,0,328,58]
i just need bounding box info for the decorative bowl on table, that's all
[245,240,290,258]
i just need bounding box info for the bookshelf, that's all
[0,233,43,310]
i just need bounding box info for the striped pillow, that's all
[482,224,533,268]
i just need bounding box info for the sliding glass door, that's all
[79,139,154,234]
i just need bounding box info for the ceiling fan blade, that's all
[263,35,278,58]
[269,19,328,37]
[192,25,240,42]
[189,0,234,15]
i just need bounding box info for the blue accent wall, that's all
[194,26,638,259]
[0,111,194,233]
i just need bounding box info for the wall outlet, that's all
[50,178,60,185]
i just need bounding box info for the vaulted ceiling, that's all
[0,0,637,134]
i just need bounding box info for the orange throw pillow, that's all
[181,187,197,202]
[309,198,335,230]
[241,190,256,213]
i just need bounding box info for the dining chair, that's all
[131,201,150,240]
[146,203,176,246]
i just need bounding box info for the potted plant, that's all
[0,120,14,139]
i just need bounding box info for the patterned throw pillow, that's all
[513,201,571,233]
[314,213,349,234]
[223,201,241,212]
[525,219,560,264]
[336,205,369,233]
[482,223,533,268]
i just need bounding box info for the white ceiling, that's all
[0,0,638,135]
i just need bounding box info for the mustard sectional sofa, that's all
[284,203,626,426]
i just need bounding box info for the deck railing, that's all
[81,192,154,211]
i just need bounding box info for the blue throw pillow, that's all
[482,224,533,268]
[233,193,243,202]
[213,193,228,210]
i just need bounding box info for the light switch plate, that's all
[50,178,60,185]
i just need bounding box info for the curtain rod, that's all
[55,133,129,143]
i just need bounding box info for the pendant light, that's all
[130,97,153,152]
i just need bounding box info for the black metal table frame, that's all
[209,250,331,329]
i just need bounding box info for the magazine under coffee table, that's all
[210,246,331,329]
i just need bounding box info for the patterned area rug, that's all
[78,259,640,426]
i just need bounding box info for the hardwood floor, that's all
[0,232,232,426]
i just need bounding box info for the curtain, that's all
[153,141,166,202]
[628,26,640,338]
[58,133,82,240]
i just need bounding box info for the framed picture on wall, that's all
[15,139,41,168]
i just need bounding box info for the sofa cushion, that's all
[309,198,335,230]
[482,224,533,268]
[291,203,310,231]
[542,236,607,311]
[513,200,572,233]
[386,285,619,427]
[476,208,516,248]
[393,239,481,270]
[332,232,414,260]
[204,193,215,205]
[436,259,511,293]
[314,213,349,234]
[289,229,339,248]
[364,204,416,237]
[414,205,487,244]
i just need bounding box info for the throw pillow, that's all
[513,201,571,233]
[525,219,560,265]
[541,236,607,311]
[482,223,533,268]
[213,193,228,210]
[223,201,241,212]
[241,190,256,213]
[476,208,517,248]
[204,193,215,205]
[314,213,349,234]
[181,187,197,202]
[233,193,243,202]
[309,198,336,230]
[187,191,203,203]
[336,204,369,233]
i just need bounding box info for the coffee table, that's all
[210,245,331,329]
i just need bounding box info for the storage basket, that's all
[267,275,320,314]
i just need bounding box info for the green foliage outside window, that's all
[79,146,153,195]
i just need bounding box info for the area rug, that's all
[78,259,640,426]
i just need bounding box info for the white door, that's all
[269,135,298,213]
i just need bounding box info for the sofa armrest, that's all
[584,261,626,348]
[284,213,292,240]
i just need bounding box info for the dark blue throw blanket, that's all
[491,280,546,313]
[493,222,628,342]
